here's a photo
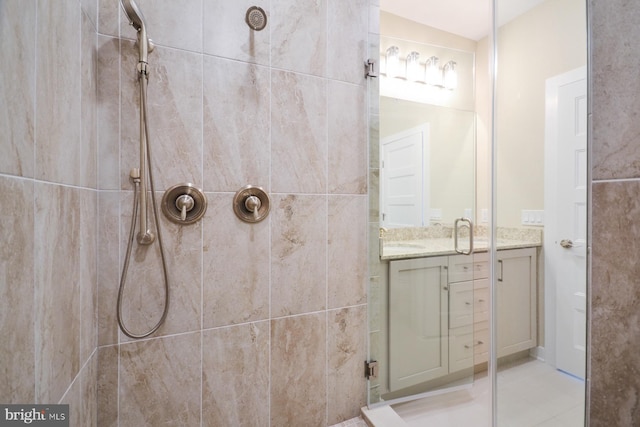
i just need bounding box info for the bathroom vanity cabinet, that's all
[388,247,537,390]
[496,247,537,357]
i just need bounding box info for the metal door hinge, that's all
[365,360,378,379]
[365,59,378,78]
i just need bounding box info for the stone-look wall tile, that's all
[590,180,640,425]
[369,3,380,35]
[203,0,270,65]
[272,195,327,317]
[271,0,327,77]
[118,192,202,340]
[328,196,367,308]
[97,346,118,427]
[97,36,120,190]
[120,333,201,426]
[328,81,367,194]
[80,189,98,364]
[98,191,120,345]
[62,353,98,426]
[117,191,164,338]
[81,0,98,30]
[121,0,203,53]
[368,222,381,278]
[271,71,327,194]
[202,322,270,426]
[156,203,203,335]
[369,113,380,169]
[0,0,35,177]
[327,0,368,85]
[328,306,367,425]
[369,168,379,223]
[61,372,81,425]
[36,0,82,186]
[82,10,99,189]
[203,57,270,192]
[81,353,98,426]
[98,0,119,37]
[203,193,269,328]
[368,38,380,116]
[591,0,640,180]
[271,313,327,426]
[34,183,82,403]
[0,177,35,403]
[120,42,203,191]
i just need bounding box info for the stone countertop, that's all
[380,232,542,260]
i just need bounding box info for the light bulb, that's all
[386,46,401,78]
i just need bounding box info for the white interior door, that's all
[545,68,587,379]
[381,125,429,227]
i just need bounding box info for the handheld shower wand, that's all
[118,0,169,339]
[121,0,154,244]
[120,0,154,69]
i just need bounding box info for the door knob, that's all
[560,239,573,248]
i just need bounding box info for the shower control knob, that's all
[233,185,270,223]
[161,183,207,225]
[245,195,261,213]
[175,194,195,221]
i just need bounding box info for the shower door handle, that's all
[454,217,474,255]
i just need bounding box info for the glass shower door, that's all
[367,24,484,406]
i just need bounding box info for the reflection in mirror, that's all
[367,0,588,425]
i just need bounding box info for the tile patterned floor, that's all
[392,358,585,427]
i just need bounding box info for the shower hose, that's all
[117,68,170,339]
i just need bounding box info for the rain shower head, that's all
[120,0,153,65]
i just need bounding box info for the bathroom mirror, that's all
[368,0,588,425]
[378,37,477,230]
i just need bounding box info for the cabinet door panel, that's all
[497,248,537,357]
[389,257,449,391]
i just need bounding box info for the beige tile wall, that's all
[0,0,99,424]
[590,0,640,424]
[96,0,369,425]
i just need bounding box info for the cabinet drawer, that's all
[449,282,474,328]
[473,328,489,356]
[449,325,474,373]
[448,253,489,283]
[474,284,489,322]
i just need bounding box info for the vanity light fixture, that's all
[406,51,421,82]
[385,46,401,78]
[443,60,458,90]
[425,56,441,86]
[382,46,458,90]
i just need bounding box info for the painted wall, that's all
[496,0,587,227]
